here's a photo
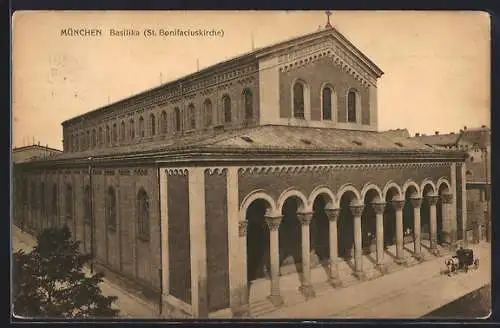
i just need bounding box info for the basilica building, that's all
[13,21,467,318]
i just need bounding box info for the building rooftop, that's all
[18,125,464,165]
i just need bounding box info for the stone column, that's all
[297,212,315,299]
[265,215,284,306]
[325,208,342,287]
[441,192,455,247]
[410,197,423,261]
[350,203,366,280]
[372,202,387,273]
[391,199,406,264]
[234,220,249,316]
[426,194,439,254]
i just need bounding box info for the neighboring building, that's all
[412,126,491,244]
[13,23,467,318]
[12,144,62,163]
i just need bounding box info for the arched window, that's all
[65,184,73,221]
[243,88,253,120]
[120,121,126,141]
[322,86,333,120]
[83,185,91,223]
[106,125,110,145]
[91,129,96,148]
[347,89,358,123]
[129,119,135,139]
[161,111,167,134]
[51,183,58,217]
[150,114,156,136]
[174,107,181,132]
[293,81,305,119]
[223,95,231,123]
[40,182,46,216]
[105,186,117,230]
[139,116,145,137]
[203,99,212,127]
[137,188,150,241]
[112,123,118,143]
[98,127,103,145]
[187,104,196,130]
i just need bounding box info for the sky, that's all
[12,11,490,149]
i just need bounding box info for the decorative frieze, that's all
[237,162,452,177]
[119,169,130,176]
[205,167,228,176]
[167,168,189,176]
[104,169,115,176]
[134,168,148,176]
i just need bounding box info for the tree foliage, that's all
[13,226,119,318]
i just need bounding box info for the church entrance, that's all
[246,199,270,282]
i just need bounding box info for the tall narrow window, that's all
[129,119,135,139]
[161,111,167,133]
[91,129,96,147]
[73,134,78,151]
[174,107,181,132]
[31,182,36,211]
[150,114,156,136]
[65,184,73,221]
[86,131,91,149]
[322,86,333,120]
[106,125,110,145]
[40,182,46,216]
[106,186,117,230]
[98,127,103,145]
[120,121,126,141]
[223,95,231,123]
[112,123,117,143]
[293,82,305,119]
[139,116,145,137]
[187,104,196,130]
[137,188,150,241]
[203,99,212,127]
[243,88,253,120]
[51,184,58,217]
[22,179,28,206]
[347,89,358,123]
[83,185,91,223]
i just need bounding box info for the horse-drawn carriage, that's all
[445,247,479,276]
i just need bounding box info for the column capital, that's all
[391,199,406,211]
[238,220,248,237]
[409,197,423,208]
[371,202,386,215]
[349,204,365,217]
[441,192,453,204]
[297,212,313,225]
[265,215,283,231]
[325,208,340,221]
[425,194,439,206]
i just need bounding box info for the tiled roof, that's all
[21,125,460,164]
[412,134,461,146]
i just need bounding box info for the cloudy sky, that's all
[12,10,490,149]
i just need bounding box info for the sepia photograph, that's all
[11,10,491,320]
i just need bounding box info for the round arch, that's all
[276,187,309,213]
[402,179,421,198]
[239,189,278,221]
[382,181,403,201]
[360,183,384,202]
[336,183,362,207]
[308,185,336,209]
[290,77,311,120]
[319,82,337,121]
[420,178,437,197]
[436,177,452,193]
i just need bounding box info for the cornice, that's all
[237,162,453,176]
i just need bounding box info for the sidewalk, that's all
[259,242,490,319]
[12,226,159,318]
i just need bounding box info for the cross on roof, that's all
[325,10,333,28]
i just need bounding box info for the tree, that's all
[13,226,119,318]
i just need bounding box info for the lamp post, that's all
[88,156,95,274]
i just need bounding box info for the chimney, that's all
[463,126,467,130]
[37,141,40,146]
[435,131,439,135]
[415,133,420,137]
